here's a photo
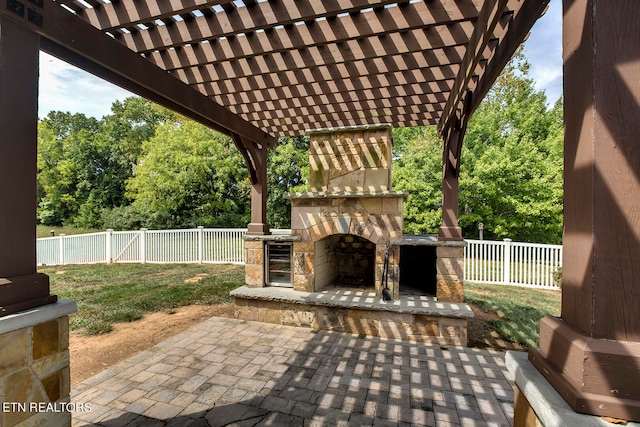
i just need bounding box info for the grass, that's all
[464,281,561,348]
[40,263,244,335]
[37,225,103,238]
[40,262,561,347]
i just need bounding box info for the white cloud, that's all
[522,0,563,104]
[38,52,133,119]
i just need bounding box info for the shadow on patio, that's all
[71,316,515,426]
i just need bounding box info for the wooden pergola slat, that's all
[117,1,482,54]
[36,0,540,138]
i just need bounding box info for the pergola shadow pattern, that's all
[71,316,515,426]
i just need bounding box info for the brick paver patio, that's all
[71,317,516,426]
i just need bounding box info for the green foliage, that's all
[37,99,173,228]
[36,225,102,238]
[267,136,310,228]
[459,54,564,243]
[41,263,244,335]
[125,119,251,228]
[393,51,563,243]
[37,50,563,240]
[392,127,443,234]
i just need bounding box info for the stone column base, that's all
[0,300,77,427]
[435,245,465,303]
[529,317,640,422]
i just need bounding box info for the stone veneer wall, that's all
[234,297,468,346]
[289,193,405,298]
[0,301,76,427]
[435,246,464,303]
[313,237,337,291]
[244,240,264,287]
[309,126,392,193]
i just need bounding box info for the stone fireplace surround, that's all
[235,125,470,345]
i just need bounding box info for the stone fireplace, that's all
[241,124,466,304]
[287,125,406,298]
[235,125,470,344]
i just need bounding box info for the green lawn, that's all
[41,263,561,348]
[37,225,103,238]
[40,263,244,335]
[464,281,561,348]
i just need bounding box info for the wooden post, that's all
[232,133,270,235]
[438,92,471,242]
[0,16,56,316]
[528,0,640,421]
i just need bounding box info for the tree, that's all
[267,136,310,228]
[37,98,178,227]
[459,53,564,243]
[392,127,444,234]
[37,112,101,225]
[393,51,564,243]
[125,119,251,228]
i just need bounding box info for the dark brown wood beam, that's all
[231,134,270,235]
[7,0,277,147]
[152,42,471,76]
[439,0,509,137]
[236,111,442,137]
[86,0,400,32]
[181,58,462,87]
[79,0,233,32]
[0,14,57,316]
[119,1,480,54]
[528,1,640,421]
[208,84,451,110]
[469,0,550,114]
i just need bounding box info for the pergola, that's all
[0,0,639,424]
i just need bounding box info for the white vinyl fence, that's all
[37,230,562,289]
[37,227,249,266]
[464,239,563,289]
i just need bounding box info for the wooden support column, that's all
[232,133,270,235]
[0,15,56,316]
[438,92,471,242]
[528,0,640,421]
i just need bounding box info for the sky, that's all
[37,0,563,120]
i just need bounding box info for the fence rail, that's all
[464,239,562,289]
[37,230,563,289]
[37,227,250,266]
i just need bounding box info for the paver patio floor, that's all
[71,316,516,426]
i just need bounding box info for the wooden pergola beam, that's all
[114,0,483,54]
[0,1,276,148]
[234,112,443,137]
[76,0,234,32]
[469,0,550,114]
[208,84,451,109]
[82,0,400,32]
[153,43,471,78]
[439,0,508,136]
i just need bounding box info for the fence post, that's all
[106,229,113,263]
[140,228,147,264]
[197,226,204,264]
[59,234,65,265]
[503,238,512,284]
